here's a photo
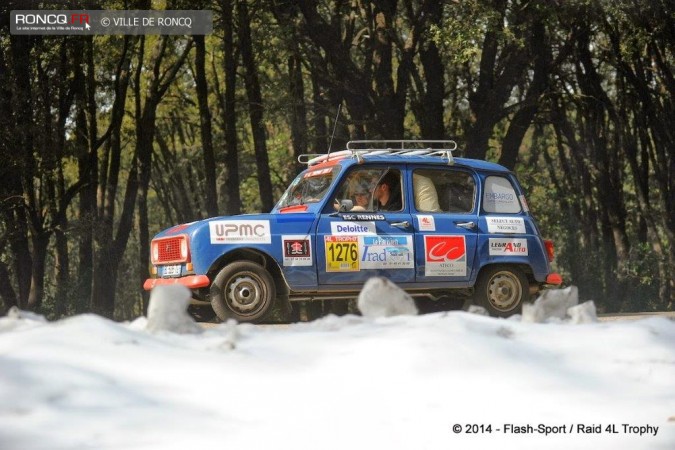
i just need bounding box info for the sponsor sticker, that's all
[486,217,526,234]
[361,235,414,269]
[483,177,522,213]
[209,220,271,244]
[424,235,467,277]
[282,235,312,266]
[341,213,385,221]
[330,221,376,235]
[304,167,332,178]
[489,238,528,256]
[417,215,436,231]
[325,235,359,272]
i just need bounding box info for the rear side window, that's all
[412,169,475,213]
[483,176,521,213]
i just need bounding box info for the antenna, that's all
[327,103,342,155]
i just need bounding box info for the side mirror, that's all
[339,199,354,212]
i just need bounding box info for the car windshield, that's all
[277,165,341,208]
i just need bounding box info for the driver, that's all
[374,172,402,211]
[351,185,370,211]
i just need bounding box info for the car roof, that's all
[299,140,511,174]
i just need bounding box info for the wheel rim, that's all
[486,271,522,312]
[226,273,267,316]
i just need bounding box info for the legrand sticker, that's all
[325,235,359,272]
[489,238,528,256]
[424,235,467,277]
[330,221,376,235]
[417,215,436,231]
[209,220,271,244]
[361,235,414,269]
[486,217,526,234]
[282,235,312,266]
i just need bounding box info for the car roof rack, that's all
[298,140,459,166]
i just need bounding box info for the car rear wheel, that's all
[474,265,528,317]
[210,261,276,323]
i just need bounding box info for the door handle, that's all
[454,221,476,230]
[389,220,410,228]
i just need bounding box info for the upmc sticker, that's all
[424,235,467,277]
[325,235,359,272]
[209,220,271,244]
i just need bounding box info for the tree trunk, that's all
[371,0,399,138]
[310,70,328,153]
[91,36,137,318]
[194,34,218,217]
[220,0,241,215]
[238,0,274,211]
[288,48,307,176]
[465,0,530,160]
[8,35,35,308]
[499,19,550,169]
[0,259,18,314]
[418,39,444,139]
[137,37,194,313]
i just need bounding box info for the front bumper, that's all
[143,275,211,291]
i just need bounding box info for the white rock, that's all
[146,285,202,334]
[523,286,579,323]
[7,306,47,322]
[0,307,48,333]
[521,302,546,323]
[357,277,418,318]
[567,300,598,324]
[467,305,490,316]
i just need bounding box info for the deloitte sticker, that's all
[330,221,376,235]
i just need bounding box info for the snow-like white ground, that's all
[0,284,673,450]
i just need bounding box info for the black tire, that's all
[210,261,276,323]
[474,265,529,317]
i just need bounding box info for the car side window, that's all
[413,169,475,213]
[334,168,380,212]
[483,176,521,213]
[334,168,403,212]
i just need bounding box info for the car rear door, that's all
[409,166,479,285]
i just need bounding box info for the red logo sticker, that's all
[284,239,311,258]
[425,236,465,262]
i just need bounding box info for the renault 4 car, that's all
[144,140,562,322]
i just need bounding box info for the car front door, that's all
[316,166,416,285]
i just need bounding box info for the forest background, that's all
[0,0,672,320]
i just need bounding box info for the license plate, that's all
[162,265,182,277]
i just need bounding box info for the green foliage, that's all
[428,0,490,65]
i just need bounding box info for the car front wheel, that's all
[474,265,528,317]
[210,261,276,323]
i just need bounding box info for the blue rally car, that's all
[144,140,562,322]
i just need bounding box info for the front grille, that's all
[157,237,183,263]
